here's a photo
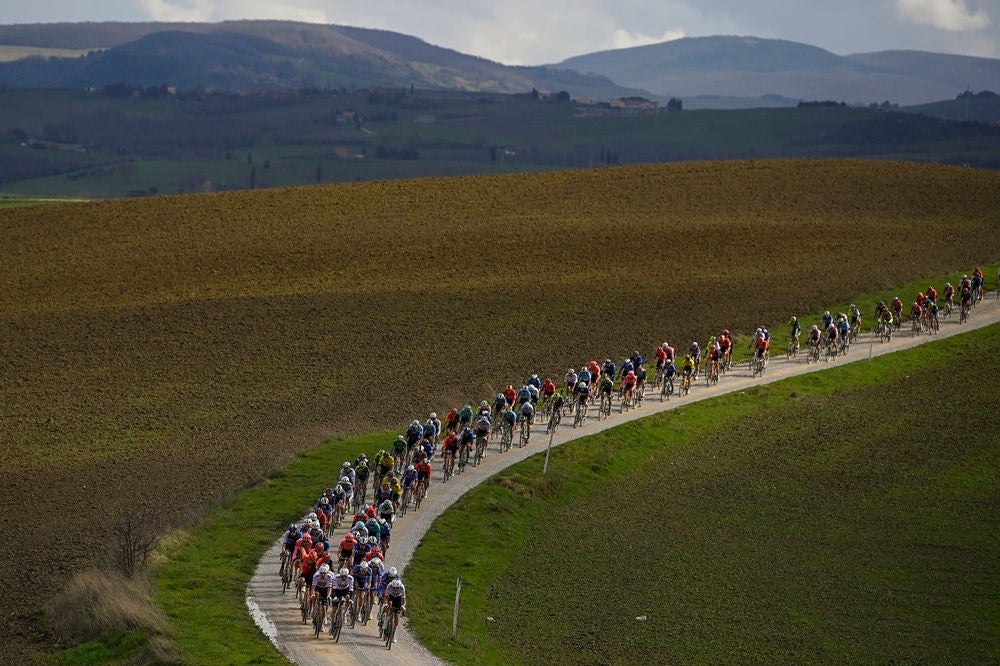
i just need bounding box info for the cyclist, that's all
[297,536,318,606]
[441,429,459,475]
[653,344,668,373]
[426,412,441,441]
[352,560,374,619]
[401,464,418,501]
[338,476,354,513]
[518,399,535,442]
[337,532,356,569]
[502,384,517,408]
[820,310,834,330]
[943,282,955,308]
[281,523,300,572]
[330,567,355,623]
[825,319,839,352]
[415,457,431,500]
[378,498,395,524]
[960,283,973,313]
[476,400,491,420]
[374,478,395,511]
[500,404,517,440]
[458,425,475,466]
[421,418,437,452]
[753,332,769,364]
[578,365,592,388]
[381,570,407,635]
[789,316,801,348]
[717,332,732,368]
[808,324,821,352]
[458,404,474,431]
[312,563,335,626]
[706,339,722,379]
[513,384,530,409]
[353,455,370,500]
[620,369,637,404]
[492,392,508,419]
[836,314,851,349]
[376,449,395,482]
[926,285,938,303]
[620,357,634,377]
[602,358,617,383]
[663,358,677,388]
[687,341,701,377]
[910,300,923,325]
[587,359,602,386]
[573,379,591,411]
[376,518,391,555]
[681,354,695,390]
[540,376,556,406]
[971,271,983,301]
[444,407,459,432]
[598,372,615,409]
[891,297,904,326]
[527,373,542,390]
[564,368,578,394]
[474,412,491,451]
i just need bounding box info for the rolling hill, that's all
[0,20,650,101]
[557,35,1000,106]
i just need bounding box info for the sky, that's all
[2,0,998,63]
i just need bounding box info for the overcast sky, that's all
[3,0,998,63]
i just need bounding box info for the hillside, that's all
[0,20,649,101]
[557,35,1000,106]
[3,88,1000,200]
[1,159,999,661]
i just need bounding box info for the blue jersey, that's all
[352,564,374,589]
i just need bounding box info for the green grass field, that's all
[407,325,1000,664]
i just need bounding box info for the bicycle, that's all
[599,393,612,419]
[398,486,412,517]
[442,450,455,482]
[329,596,351,642]
[752,354,766,378]
[786,338,799,359]
[635,383,645,408]
[474,434,488,465]
[680,372,692,396]
[660,376,674,401]
[300,590,312,624]
[457,444,470,474]
[620,388,633,412]
[382,606,403,650]
[518,419,529,447]
[960,301,971,323]
[312,595,326,638]
[806,342,821,364]
[499,423,514,451]
[706,360,719,386]
[573,400,587,427]
[280,555,293,594]
[414,478,427,510]
[353,479,368,513]
[545,408,560,434]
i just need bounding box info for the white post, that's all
[543,428,555,474]
[451,577,462,640]
[868,326,875,365]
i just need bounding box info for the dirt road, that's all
[248,296,1000,665]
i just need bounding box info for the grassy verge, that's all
[406,324,1000,664]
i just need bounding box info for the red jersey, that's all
[502,387,516,405]
[926,286,937,300]
[541,378,556,395]
[588,360,601,376]
[754,336,769,351]
[654,347,667,362]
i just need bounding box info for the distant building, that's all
[610,96,658,110]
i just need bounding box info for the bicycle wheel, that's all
[301,597,310,624]
[313,603,322,638]
[385,614,395,649]
[399,488,410,516]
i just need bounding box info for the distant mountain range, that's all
[557,36,1000,106]
[0,22,998,107]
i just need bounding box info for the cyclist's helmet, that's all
[289,523,297,532]
[723,330,730,336]
[388,567,399,578]
[567,368,574,373]
[301,533,313,544]
[627,370,636,377]
[811,325,818,331]
[850,304,856,309]
[913,301,918,306]
[342,461,351,469]
[319,564,330,574]
[790,316,796,322]
[339,568,350,576]
[308,512,317,520]
[407,464,415,472]
[320,496,329,505]
[429,412,437,419]
[945,283,951,288]
[481,400,488,408]
[824,310,830,316]
[370,557,382,568]
[963,275,968,279]
[359,561,369,572]
[340,476,350,484]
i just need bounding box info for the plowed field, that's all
[1,159,998,658]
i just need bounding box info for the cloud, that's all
[894,0,991,31]
[612,27,686,50]
[139,0,215,22]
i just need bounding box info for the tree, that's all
[106,503,162,577]
[555,90,571,102]
[531,88,539,101]
[667,97,683,112]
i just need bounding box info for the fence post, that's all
[543,428,555,474]
[451,577,462,640]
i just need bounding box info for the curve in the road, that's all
[249,296,1000,666]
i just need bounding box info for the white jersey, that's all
[332,573,355,591]
[386,579,406,598]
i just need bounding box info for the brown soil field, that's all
[1,159,998,658]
